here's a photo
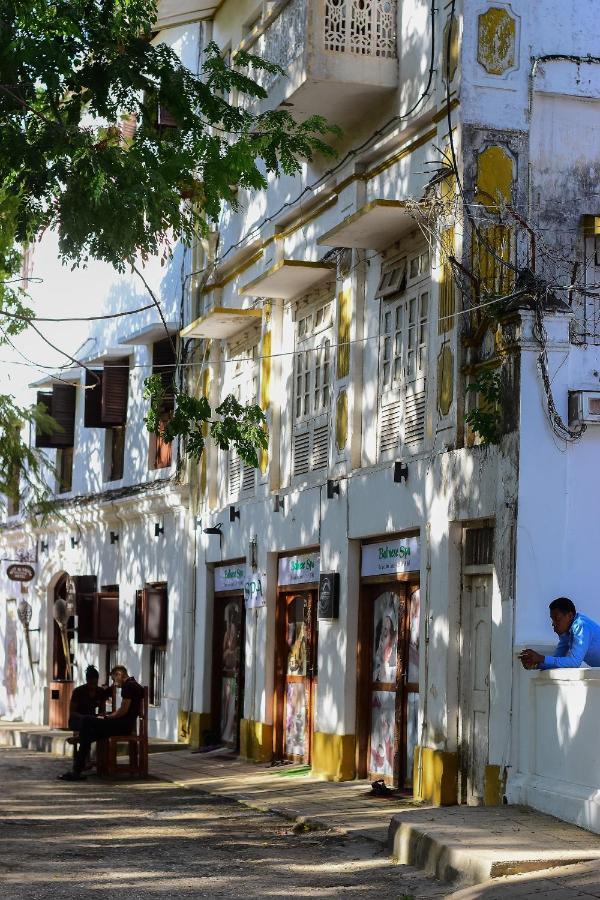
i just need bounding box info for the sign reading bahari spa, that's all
[278,553,320,586]
[361,536,420,577]
[214,564,247,593]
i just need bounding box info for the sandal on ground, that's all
[370,778,394,797]
[57,771,86,781]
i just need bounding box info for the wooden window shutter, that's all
[157,104,178,129]
[142,584,168,646]
[51,384,77,447]
[95,592,119,644]
[35,391,54,448]
[134,589,143,645]
[84,370,104,427]
[101,357,129,426]
[74,575,98,643]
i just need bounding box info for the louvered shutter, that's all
[84,370,103,427]
[101,357,129,426]
[35,391,54,448]
[95,592,119,644]
[157,104,178,129]
[51,384,76,447]
[74,575,98,643]
[142,584,168,646]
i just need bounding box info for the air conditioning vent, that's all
[569,391,600,426]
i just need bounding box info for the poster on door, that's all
[285,682,306,757]
[369,690,395,777]
[372,592,399,683]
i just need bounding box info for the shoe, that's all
[370,778,393,797]
[57,771,86,781]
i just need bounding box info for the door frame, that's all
[356,572,420,789]
[274,584,318,763]
[458,563,494,805]
[212,589,245,750]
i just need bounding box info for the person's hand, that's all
[519,649,544,669]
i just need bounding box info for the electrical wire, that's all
[0,302,158,323]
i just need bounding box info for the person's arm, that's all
[539,620,590,669]
[105,697,131,720]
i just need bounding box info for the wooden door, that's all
[212,594,245,750]
[358,583,412,788]
[275,591,317,763]
[461,573,492,805]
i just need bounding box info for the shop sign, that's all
[244,572,266,609]
[6,563,35,583]
[214,564,247,593]
[361,537,420,577]
[278,553,320,586]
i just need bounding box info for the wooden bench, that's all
[96,686,149,778]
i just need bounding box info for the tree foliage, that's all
[0,1,339,515]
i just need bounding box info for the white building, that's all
[2,0,600,831]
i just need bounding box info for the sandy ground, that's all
[0,747,447,900]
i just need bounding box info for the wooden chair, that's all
[97,686,149,778]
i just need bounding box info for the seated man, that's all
[68,665,109,732]
[519,597,600,670]
[59,665,144,781]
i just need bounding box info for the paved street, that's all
[0,747,446,900]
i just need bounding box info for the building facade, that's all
[2,0,600,829]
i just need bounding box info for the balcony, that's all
[244,0,398,128]
[155,1,220,30]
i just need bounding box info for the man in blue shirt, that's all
[519,597,600,670]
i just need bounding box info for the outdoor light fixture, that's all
[110,531,119,545]
[203,523,222,536]
[394,461,409,483]
[40,539,49,554]
[273,494,285,513]
[154,522,164,538]
[326,479,340,499]
[70,536,79,549]
[229,505,240,522]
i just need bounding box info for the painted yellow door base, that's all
[413,747,458,806]
[240,718,274,763]
[484,764,506,806]
[311,732,356,782]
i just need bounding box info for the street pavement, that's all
[0,746,446,899]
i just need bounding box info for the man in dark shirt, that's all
[68,665,109,732]
[59,665,144,781]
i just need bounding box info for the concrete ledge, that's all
[0,724,187,758]
[388,806,600,888]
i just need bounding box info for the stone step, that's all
[0,724,186,758]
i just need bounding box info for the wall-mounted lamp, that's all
[326,479,340,500]
[203,523,222,536]
[393,460,409,484]
[154,522,164,538]
[39,539,49,554]
[229,505,240,523]
[70,536,79,549]
[249,534,258,571]
[273,494,285,513]
[110,531,119,545]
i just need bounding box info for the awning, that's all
[318,200,416,250]
[180,306,262,340]
[238,260,335,300]
[119,322,179,345]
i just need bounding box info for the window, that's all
[149,647,165,706]
[135,583,168,646]
[105,427,125,482]
[228,340,259,500]
[292,298,333,477]
[35,384,76,449]
[378,248,429,457]
[57,447,74,494]
[149,338,176,470]
[75,584,119,645]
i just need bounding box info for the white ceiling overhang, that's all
[180,306,262,340]
[239,260,336,301]
[318,200,417,250]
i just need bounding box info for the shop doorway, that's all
[274,590,318,763]
[212,593,245,750]
[357,582,420,789]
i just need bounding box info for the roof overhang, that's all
[318,200,416,250]
[239,260,335,300]
[180,306,262,340]
[155,0,222,30]
[82,347,132,366]
[29,369,81,389]
[119,322,178,346]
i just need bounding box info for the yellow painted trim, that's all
[180,306,262,339]
[178,710,212,747]
[582,215,600,236]
[240,718,274,763]
[484,764,506,806]
[335,389,349,451]
[239,259,336,297]
[337,286,351,378]
[413,746,458,806]
[311,732,356,782]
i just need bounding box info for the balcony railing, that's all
[323,0,397,58]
